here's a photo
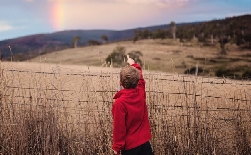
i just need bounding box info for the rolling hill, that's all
[29,39,251,78]
[0,23,196,60]
[0,14,250,78]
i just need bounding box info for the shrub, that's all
[242,69,251,78]
[106,46,126,67]
[215,67,234,77]
[88,40,101,46]
[127,51,143,66]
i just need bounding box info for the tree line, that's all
[71,15,250,54]
[132,15,251,54]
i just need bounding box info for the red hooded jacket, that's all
[112,63,152,153]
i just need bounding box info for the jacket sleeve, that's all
[112,100,127,152]
[131,63,145,91]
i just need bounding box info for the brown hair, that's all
[120,65,140,89]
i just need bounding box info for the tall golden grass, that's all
[0,62,251,154]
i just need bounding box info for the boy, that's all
[112,55,153,155]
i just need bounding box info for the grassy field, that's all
[29,39,251,76]
[1,61,251,154]
[1,36,251,155]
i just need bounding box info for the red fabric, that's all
[112,63,152,153]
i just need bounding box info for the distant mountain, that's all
[0,14,250,61]
[0,22,196,60]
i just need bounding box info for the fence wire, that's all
[0,65,251,155]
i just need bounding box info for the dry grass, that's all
[28,39,251,76]
[1,62,251,154]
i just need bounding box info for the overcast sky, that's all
[0,0,251,41]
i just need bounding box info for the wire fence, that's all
[1,64,251,155]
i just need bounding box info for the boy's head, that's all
[120,65,140,89]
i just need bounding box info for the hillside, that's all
[29,39,251,78]
[0,24,179,60]
[1,14,251,78]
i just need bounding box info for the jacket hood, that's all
[113,88,137,99]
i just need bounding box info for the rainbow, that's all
[50,1,65,31]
